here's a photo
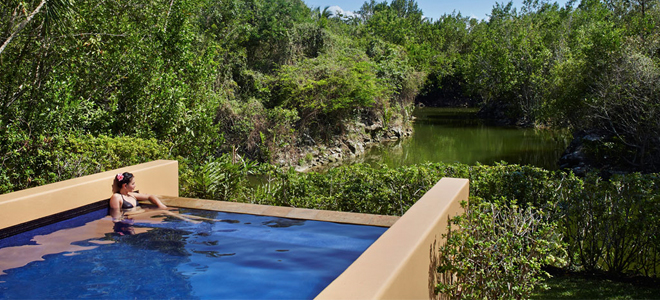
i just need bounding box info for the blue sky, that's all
[303,0,571,21]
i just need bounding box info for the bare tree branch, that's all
[0,0,48,56]
[163,0,175,33]
[58,32,127,38]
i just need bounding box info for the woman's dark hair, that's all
[112,172,134,193]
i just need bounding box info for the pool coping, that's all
[158,196,400,227]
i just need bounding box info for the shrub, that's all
[268,54,391,135]
[178,154,257,201]
[0,134,169,194]
[562,173,660,275]
[436,198,566,300]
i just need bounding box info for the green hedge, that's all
[437,198,565,299]
[0,134,169,194]
[237,163,562,215]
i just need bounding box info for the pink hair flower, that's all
[116,173,124,181]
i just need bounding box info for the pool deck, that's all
[159,196,400,227]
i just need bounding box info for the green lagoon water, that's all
[352,107,571,170]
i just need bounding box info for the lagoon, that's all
[351,107,570,170]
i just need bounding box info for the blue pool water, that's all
[0,208,386,299]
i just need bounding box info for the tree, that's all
[0,0,74,56]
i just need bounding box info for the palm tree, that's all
[311,5,333,20]
[321,6,333,19]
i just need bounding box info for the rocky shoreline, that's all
[558,130,605,176]
[291,122,413,172]
[558,130,635,177]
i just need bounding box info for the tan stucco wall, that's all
[0,160,179,230]
[315,177,469,300]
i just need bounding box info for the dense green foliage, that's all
[437,199,564,300]
[3,0,660,183]
[563,173,660,276]
[358,0,660,172]
[0,134,169,193]
[461,0,660,172]
[0,0,422,172]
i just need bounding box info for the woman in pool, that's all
[109,172,217,235]
[109,172,167,221]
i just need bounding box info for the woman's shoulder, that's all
[109,193,123,208]
[109,193,123,202]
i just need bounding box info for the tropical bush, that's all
[436,198,565,300]
[0,134,169,194]
[179,154,258,201]
[562,173,660,276]
[269,54,389,137]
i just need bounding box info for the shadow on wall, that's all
[429,238,439,300]
[429,216,453,300]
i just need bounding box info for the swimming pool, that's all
[0,208,387,299]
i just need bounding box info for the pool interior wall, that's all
[0,208,387,299]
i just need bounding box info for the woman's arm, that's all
[131,192,167,209]
[109,194,124,220]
